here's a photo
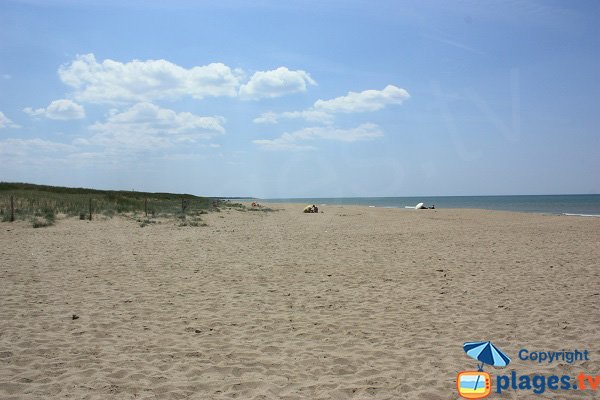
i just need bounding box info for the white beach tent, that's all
[405,202,426,209]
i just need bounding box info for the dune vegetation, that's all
[0,182,229,227]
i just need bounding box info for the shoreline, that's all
[238,194,600,217]
[243,201,600,218]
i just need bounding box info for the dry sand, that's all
[1,204,599,399]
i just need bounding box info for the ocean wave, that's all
[562,213,600,217]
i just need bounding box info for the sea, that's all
[259,195,600,217]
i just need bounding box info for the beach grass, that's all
[0,182,224,225]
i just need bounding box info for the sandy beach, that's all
[1,204,599,399]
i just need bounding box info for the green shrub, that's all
[42,208,55,223]
[178,219,207,227]
[139,219,156,227]
[247,207,277,212]
[31,216,54,228]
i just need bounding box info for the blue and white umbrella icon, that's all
[463,341,510,395]
[464,341,511,371]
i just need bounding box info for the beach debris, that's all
[72,314,79,320]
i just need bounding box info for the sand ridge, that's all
[1,204,599,399]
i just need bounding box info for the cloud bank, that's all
[24,99,85,120]
[253,123,383,151]
[59,54,244,103]
[0,111,20,128]
[58,54,317,104]
[314,85,409,113]
[239,67,316,100]
[254,85,409,124]
[253,110,334,125]
[88,102,225,150]
[0,138,74,158]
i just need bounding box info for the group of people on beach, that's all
[303,204,319,213]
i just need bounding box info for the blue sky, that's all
[0,0,598,197]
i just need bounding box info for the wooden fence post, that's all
[89,198,92,221]
[10,195,15,222]
[145,199,148,217]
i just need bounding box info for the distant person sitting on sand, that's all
[303,205,319,213]
[429,205,435,209]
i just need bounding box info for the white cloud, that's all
[254,85,409,125]
[88,102,225,150]
[57,54,318,105]
[314,85,410,113]
[239,67,316,100]
[0,138,75,157]
[59,53,243,103]
[24,99,85,120]
[252,139,316,151]
[253,123,383,151]
[253,109,334,125]
[0,112,20,128]
[253,112,279,124]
